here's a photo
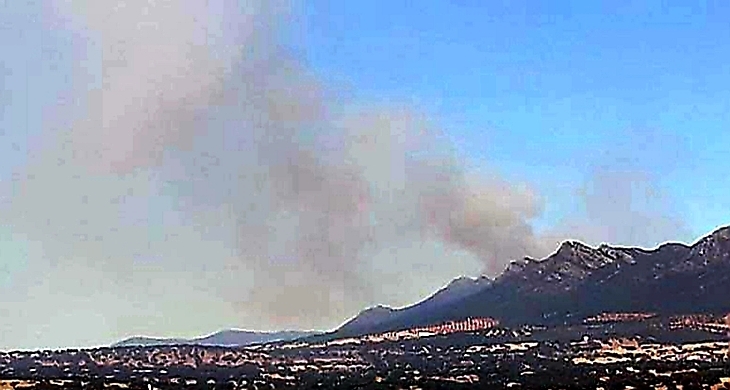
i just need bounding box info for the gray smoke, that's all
[543,128,691,249]
[1,0,548,336]
[563,169,688,247]
[2,2,690,346]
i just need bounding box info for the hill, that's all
[112,329,319,348]
[332,225,730,338]
[332,275,492,338]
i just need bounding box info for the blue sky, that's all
[1,1,730,350]
[2,1,728,250]
[294,0,730,240]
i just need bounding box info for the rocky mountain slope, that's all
[333,225,730,338]
[333,275,492,338]
[335,305,398,337]
[112,329,319,348]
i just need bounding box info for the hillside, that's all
[332,225,730,338]
[112,329,319,348]
[334,275,492,338]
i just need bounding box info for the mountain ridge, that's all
[112,329,320,348]
[113,226,730,346]
[333,225,730,338]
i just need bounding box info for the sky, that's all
[0,0,729,351]
[296,0,730,237]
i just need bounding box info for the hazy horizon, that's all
[1,1,729,350]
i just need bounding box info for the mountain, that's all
[426,275,493,306]
[112,329,320,348]
[334,275,492,338]
[332,225,730,338]
[112,336,189,347]
[335,305,397,337]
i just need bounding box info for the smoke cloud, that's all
[557,169,689,247]
[543,128,691,249]
[0,1,689,347]
[0,0,548,340]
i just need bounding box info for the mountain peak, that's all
[502,257,534,275]
[557,240,595,255]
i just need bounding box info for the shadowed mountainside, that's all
[112,329,320,348]
[331,225,730,338]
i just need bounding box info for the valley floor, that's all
[2,316,730,389]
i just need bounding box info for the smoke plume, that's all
[543,128,691,249]
[0,0,548,338]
